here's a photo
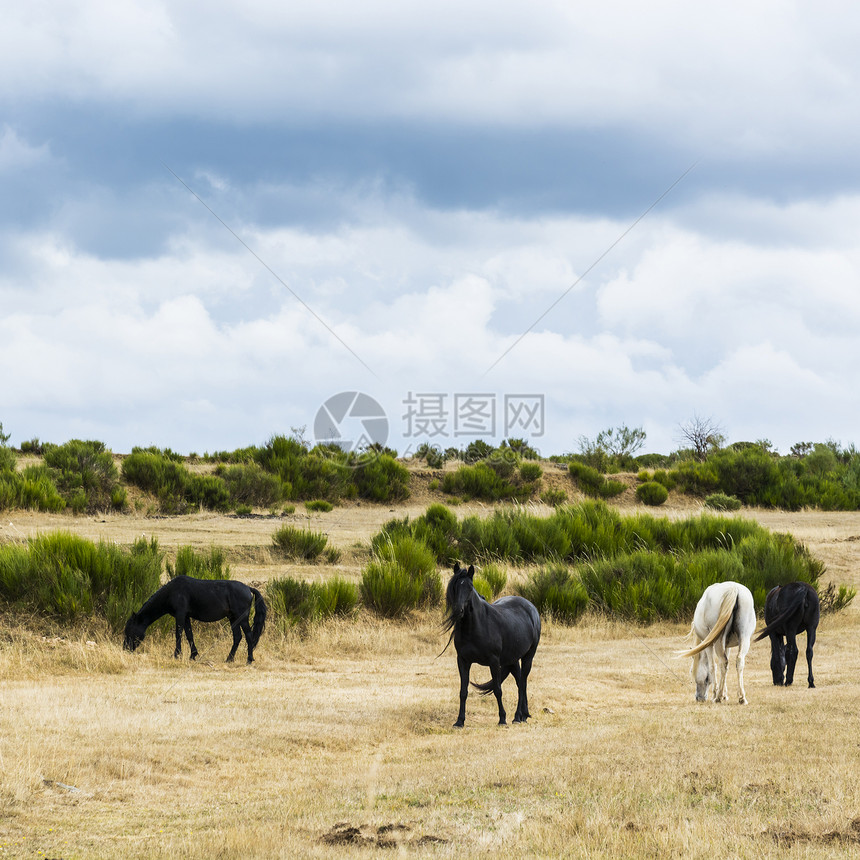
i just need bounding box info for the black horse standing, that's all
[754,582,819,687]
[124,576,267,663]
[443,563,541,727]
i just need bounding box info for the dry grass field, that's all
[2,492,859,858]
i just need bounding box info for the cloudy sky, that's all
[2,1,860,458]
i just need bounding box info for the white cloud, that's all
[3,2,860,155]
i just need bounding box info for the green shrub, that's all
[636,481,669,506]
[541,488,567,507]
[267,575,358,627]
[272,525,332,561]
[600,479,626,499]
[360,534,441,616]
[352,453,410,503]
[477,562,507,597]
[442,462,534,502]
[0,532,163,630]
[167,545,231,580]
[704,492,742,511]
[518,564,589,624]
[43,439,120,512]
[306,500,334,512]
[819,581,856,613]
[519,462,543,482]
[218,462,283,507]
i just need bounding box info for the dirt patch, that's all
[320,821,447,848]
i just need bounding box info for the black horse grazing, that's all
[124,576,267,663]
[754,582,819,687]
[443,563,541,727]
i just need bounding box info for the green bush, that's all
[167,545,231,580]
[541,487,567,507]
[518,564,589,624]
[476,562,507,598]
[218,462,283,507]
[352,454,410,503]
[442,462,534,502]
[360,534,441,616]
[43,439,120,512]
[569,461,625,499]
[636,481,669,506]
[0,532,163,630]
[267,575,358,627]
[704,492,742,511]
[306,500,334,512]
[0,465,66,512]
[519,462,543,482]
[271,525,332,561]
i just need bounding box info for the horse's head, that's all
[692,650,712,702]
[445,563,476,626]
[123,613,145,652]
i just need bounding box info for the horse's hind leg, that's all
[714,642,729,702]
[805,627,816,689]
[184,618,199,660]
[736,638,750,705]
[514,647,537,723]
[770,635,786,685]
[490,662,507,726]
[225,621,242,663]
[240,619,254,663]
[784,632,799,686]
[174,615,185,658]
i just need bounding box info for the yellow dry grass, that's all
[1,503,860,858]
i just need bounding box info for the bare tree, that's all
[678,415,725,461]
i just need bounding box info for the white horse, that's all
[677,581,756,704]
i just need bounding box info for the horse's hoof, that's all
[453,721,464,729]
[739,697,748,705]
[808,682,815,689]
[190,654,198,661]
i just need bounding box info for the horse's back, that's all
[694,580,755,643]
[170,576,253,620]
[489,595,541,652]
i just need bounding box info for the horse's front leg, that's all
[454,656,470,728]
[184,618,198,660]
[225,620,242,663]
[784,632,799,686]
[490,662,506,726]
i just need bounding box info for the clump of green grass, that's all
[306,500,334,512]
[476,562,507,598]
[360,534,441,617]
[271,525,333,561]
[267,575,358,628]
[636,481,669,506]
[569,461,625,499]
[704,492,742,511]
[167,545,231,580]
[0,532,163,630]
[517,564,589,624]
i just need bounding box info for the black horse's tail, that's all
[250,587,267,648]
[471,679,495,696]
[753,593,803,642]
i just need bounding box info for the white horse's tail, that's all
[676,586,738,658]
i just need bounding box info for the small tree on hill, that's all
[678,414,725,461]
